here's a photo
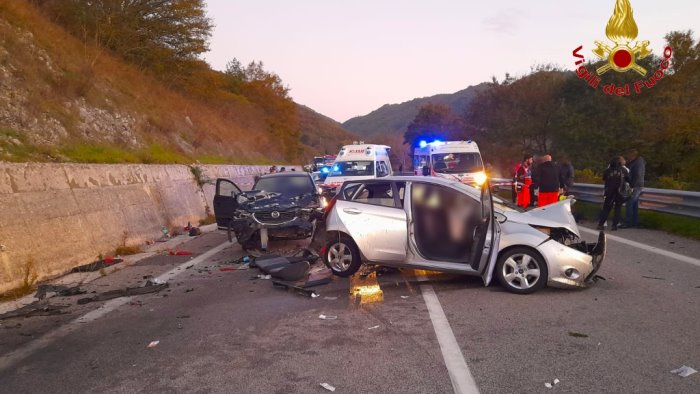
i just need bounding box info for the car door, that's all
[335,181,407,262]
[469,180,500,285]
[213,178,242,229]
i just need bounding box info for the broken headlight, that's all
[531,226,580,246]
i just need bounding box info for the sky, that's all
[203,0,699,123]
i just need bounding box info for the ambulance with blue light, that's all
[413,140,487,186]
[323,142,393,188]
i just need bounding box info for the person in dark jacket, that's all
[559,157,575,195]
[597,156,630,231]
[623,149,645,227]
[536,155,562,207]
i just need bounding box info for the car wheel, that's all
[324,235,362,277]
[496,247,548,294]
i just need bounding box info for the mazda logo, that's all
[271,211,280,219]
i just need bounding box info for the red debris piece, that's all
[169,251,193,256]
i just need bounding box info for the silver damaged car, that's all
[320,177,606,294]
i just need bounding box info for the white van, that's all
[413,140,486,186]
[323,142,393,187]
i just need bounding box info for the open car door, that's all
[469,181,500,285]
[213,178,242,229]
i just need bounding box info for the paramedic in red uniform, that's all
[514,154,534,209]
[536,155,562,207]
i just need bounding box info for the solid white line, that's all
[418,276,480,394]
[0,240,233,372]
[579,227,700,268]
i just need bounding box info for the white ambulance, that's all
[323,142,393,188]
[413,140,486,186]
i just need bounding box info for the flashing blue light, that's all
[432,139,443,144]
[321,167,330,174]
[332,165,340,172]
[419,140,428,148]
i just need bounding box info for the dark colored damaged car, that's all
[213,173,321,250]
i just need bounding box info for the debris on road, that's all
[188,227,202,236]
[272,280,318,298]
[400,296,410,299]
[0,301,70,320]
[554,378,560,385]
[568,331,589,338]
[323,296,338,300]
[368,325,380,330]
[185,288,194,293]
[545,383,552,389]
[71,257,123,273]
[147,340,160,348]
[641,275,665,280]
[257,274,272,280]
[35,284,86,300]
[670,365,697,378]
[320,383,336,392]
[319,314,337,320]
[77,281,169,305]
[169,251,193,256]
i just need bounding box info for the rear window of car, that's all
[254,175,314,196]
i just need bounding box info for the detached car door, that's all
[336,181,407,262]
[213,178,242,229]
[469,181,500,285]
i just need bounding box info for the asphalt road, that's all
[1,225,699,393]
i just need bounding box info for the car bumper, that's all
[230,217,314,243]
[540,231,606,289]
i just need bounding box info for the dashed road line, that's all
[418,276,480,394]
[0,240,232,373]
[579,227,700,268]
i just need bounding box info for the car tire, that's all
[496,247,548,295]
[324,235,362,277]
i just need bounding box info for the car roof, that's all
[346,175,482,197]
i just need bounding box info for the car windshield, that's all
[432,153,483,174]
[329,161,375,177]
[253,175,315,196]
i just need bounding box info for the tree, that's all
[404,103,465,148]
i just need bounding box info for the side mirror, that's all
[494,212,507,223]
[422,166,430,176]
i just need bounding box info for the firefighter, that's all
[514,154,534,209]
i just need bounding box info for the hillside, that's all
[0,1,353,164]
[342,83,489,141]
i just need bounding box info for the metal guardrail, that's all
[492,178,700,219]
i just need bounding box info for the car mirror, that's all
[422,166,430,176]
[494,212,507,223]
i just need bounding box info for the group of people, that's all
[511,149,646,231]
[268,165,294,173]
[512,154,575,209]
[596,149,646,231]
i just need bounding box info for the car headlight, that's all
[473,171,487,186]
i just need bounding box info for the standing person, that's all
[597,156,630,231]
[269,165,278,174]
[536,155,562,207]
[529,155,543,207]
[279,166,286,172]
[559,156,575,195]
[623,149,645,228]
[514,154,534,209]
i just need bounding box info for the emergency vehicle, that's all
[323,142,393,188]
[413,140,487,186]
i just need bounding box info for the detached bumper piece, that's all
[585,231,606,284]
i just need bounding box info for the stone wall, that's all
[0,163,298,294]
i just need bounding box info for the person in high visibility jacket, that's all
[514,154,534,209]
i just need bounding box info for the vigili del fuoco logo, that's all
[572,0,672,96]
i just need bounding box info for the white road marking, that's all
[579,227,700,268]
[418,276,480,394]
[0,240,233,372]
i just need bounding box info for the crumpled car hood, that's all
[237,191,316,211]
[502,199,580,237]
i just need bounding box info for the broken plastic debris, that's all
[554,378,560,385]
[169,251,193,256]
[320,383,336,392]
[147,341,160,348]
[544,383,553,389]
[257,274,272,280]
[400,296,410,299]
[670,365,697,378]
[311,293,320,298]
[368,325,380,330]
[318,314,338,320]
[323,296,338,300]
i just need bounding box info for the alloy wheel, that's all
[328,242,353,272]
[502,253,541,290]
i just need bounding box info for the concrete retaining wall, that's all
[0,163,298,294]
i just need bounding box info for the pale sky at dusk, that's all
[203,1,699,122]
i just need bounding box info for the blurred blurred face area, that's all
[412,183,478,261]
